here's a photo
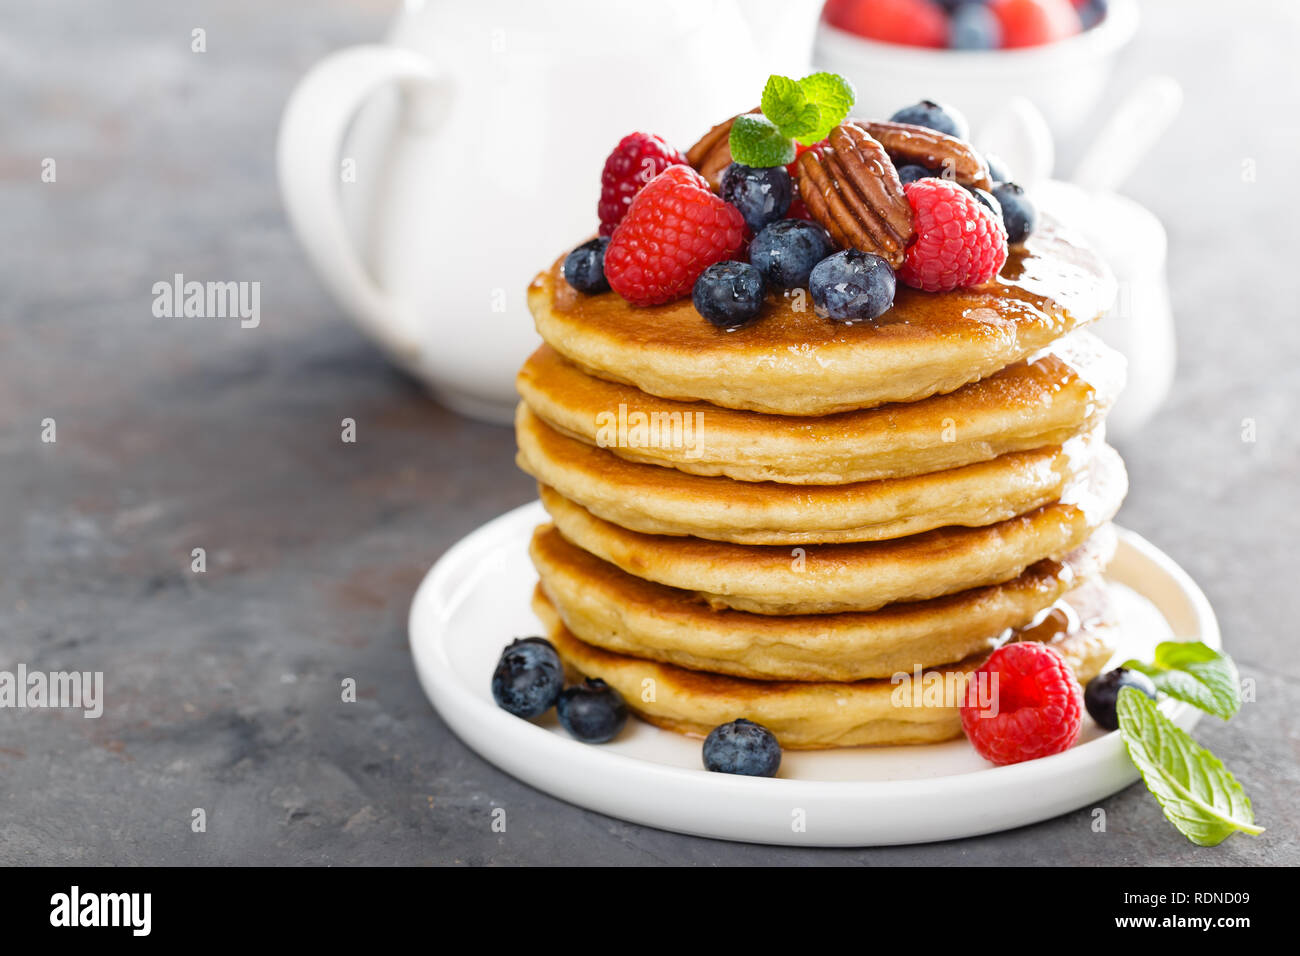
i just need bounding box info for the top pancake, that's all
[529,219,1115,416]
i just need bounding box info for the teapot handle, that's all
[277,45,449,370]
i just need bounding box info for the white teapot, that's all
[278,0,776,423]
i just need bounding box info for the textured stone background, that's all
[2,0,1295,864]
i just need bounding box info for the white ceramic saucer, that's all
[409,501,1219,847]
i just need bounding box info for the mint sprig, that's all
[730,72,857,167]
[758,75,817,141]
[729,114,796,169]
[784,73,856,144]
[1122,641,1240,720]
[1117,688,1263,846]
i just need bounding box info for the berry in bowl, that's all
[814,0,1139,138]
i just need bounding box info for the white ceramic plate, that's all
[409,501,1219,846]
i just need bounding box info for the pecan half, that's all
[685,108,759,192]
[796,122,914,268]
[861,120,992,190]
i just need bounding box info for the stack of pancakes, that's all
[516,221,1128,748]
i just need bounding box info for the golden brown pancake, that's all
[529,220,1115,416]
[518,402,1099,544]
[531,521,1116,680]
[534,582,1118,749]
[536,442,1125,615]
[516,333,1123,484]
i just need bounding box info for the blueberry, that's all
[702,719,782,777]
[896,163,936,185]
[888,100,969,140]
[1084,668,1158,732]
[721,163,793,233]
[991,182,1038,243]
[748,219,834,289]
[556,678,628,743]
[934,0,987,10]
[967,185,1003,225]
[491,637,564,719]
[692,261,766,328]
[949,3,1001,49]
[984,152,1012,184]
[1078,0,1108,30]
[809,249,896,323]
[562,237,610,294]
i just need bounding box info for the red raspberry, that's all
[960,642,1083,766]
[989,0,1082,48]
[605,165,746,307]
[598,132,688,237]
[897,178,1008,292]
[825,0,948,49]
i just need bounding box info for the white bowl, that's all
[813,0,1139,139]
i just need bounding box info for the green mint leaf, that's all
[1117,687,1263,847]
[760,75,818,139]
[1122,641,1241,720]
[792,72,856,145]
[729,114,796,168]
[754,72,857,149]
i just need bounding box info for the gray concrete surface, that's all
[2,0,1295,864]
